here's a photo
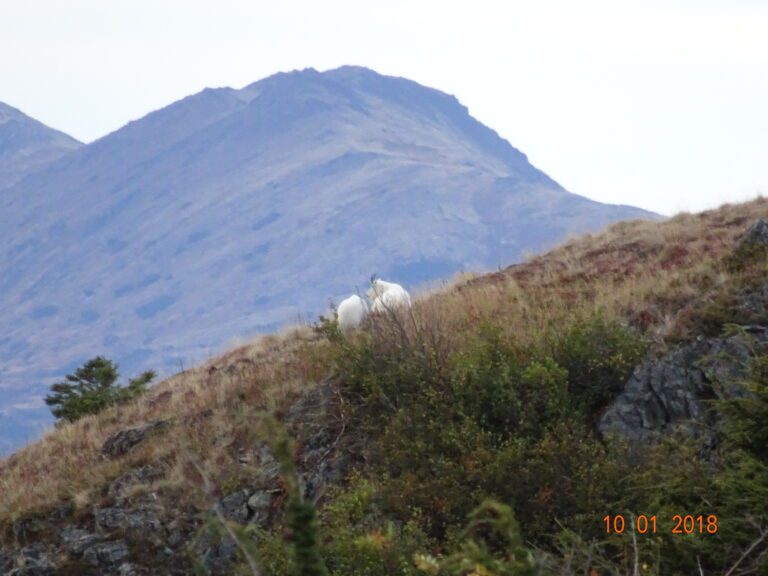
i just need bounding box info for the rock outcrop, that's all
[738,218,768,248]
[0,381,354,575]
[599,332,765,443]
[601,220,768,444]
[101,420,169,458]
[5,544,55,575]
[727,218,768,272]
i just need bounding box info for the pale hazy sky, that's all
[2,0,766,215]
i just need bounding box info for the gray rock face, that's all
[6,544,54,576]
[82,540,130,567]
[94,504,162,533]
[0,66,657,454]
[219,489,251,524]
[217,485,277,529]
[599,333,764,443]
[739,218,768,248]
[0,470,168,574]
[101,420,169,458]
[59,526,100,555]
[11,516,52,544]
[117,563,145,576]
[0,550,14,573]
[247,491,273,527]
[286,379,357,501]
[199,534,239,576]
[727,218,768,272]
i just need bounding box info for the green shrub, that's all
[546,314,646,417]
[44,356,154,422]
[378,403,495,535]
[288,500,327,576]
[450,328,568,442]
[486,420,625,540]
[709,352,768,574]
[319,302,768,574]
[255,476,431,576]
[253,531,293,576]
[359,325,619,543]
[613,348,768,575]
[334,330,433,433]
[718,353,768,459]
[415,500,536,576]
[724,238,768,273]
[319,477,430,576]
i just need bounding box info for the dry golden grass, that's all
[459,197,768,341]
[0,326,332,522]
[1,197,766,527]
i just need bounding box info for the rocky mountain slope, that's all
[0,198,766,575]
[0,66,656,452]
[0,102,81,190]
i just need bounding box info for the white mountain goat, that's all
[336,294,369,331]
[367,277,411,313]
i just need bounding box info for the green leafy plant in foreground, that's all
[415,500,536,576]
[261,415,329,576]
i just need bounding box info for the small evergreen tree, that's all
[45,356,154,422]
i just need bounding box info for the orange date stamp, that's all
[603,514,718,535]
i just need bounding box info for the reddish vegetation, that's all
[2,196,767,532]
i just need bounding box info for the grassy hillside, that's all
[2,198,768,575]
[0,67,656,456]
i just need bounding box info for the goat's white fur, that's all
[337,294,369,330]
[368,279,411,313]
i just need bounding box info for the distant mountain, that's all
[0,102,81,190]
[0,66,657,453]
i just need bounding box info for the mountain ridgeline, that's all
[0,66,655,452]
[0,101,81,190]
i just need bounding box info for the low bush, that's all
[545,314,646,417]
[309,296,768,575]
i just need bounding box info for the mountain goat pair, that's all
[337,277,411,331]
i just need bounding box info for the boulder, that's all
[0,550,14,573]
[219,490,250,524]
[117,563,145,576]
[82,540,130,568]
[59,526,100,556]
[247,491,274,527]
[218,487,275,527]
[101,420,169,458]
[198,534,239,576]
[739,218,768,248]
[285,380,355,501]
[728,219,768,271]
[7,545,54,576]
[599,333,765,443]
[94,504,162,533]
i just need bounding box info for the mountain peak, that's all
[0,100,82,190]
[0,69,655,453]
[233,66,536,175]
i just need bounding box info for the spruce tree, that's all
[45,356,154,422]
